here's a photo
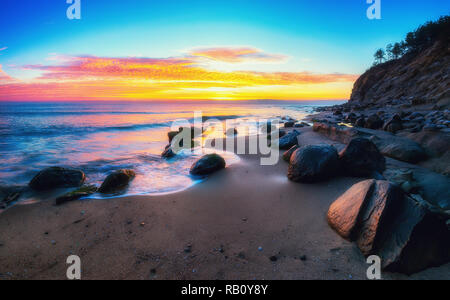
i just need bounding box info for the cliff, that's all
[349,40,450,108]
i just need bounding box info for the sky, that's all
[0,0,448,101]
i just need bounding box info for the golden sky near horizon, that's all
[0,47,358,101]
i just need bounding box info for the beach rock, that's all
[344,113,358,124]
[284,121,295,128]
[327,179,376,239]
[339,138,385,177]
[278,130,300,150]
[294,122,311,128]
[161,144,176,158]
[55,185,98,205]
[0,185,23,208]
[354,117,365,127]
[374,136,427,164]
[383,114,403,133]
[365,114,384,129]
[190,154,226,176]
[99,169,136,194]
[288,145,340,183]
[328,180,450,274]
[282,145,299,162]
[29,167,85,191]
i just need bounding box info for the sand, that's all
[0,132,449,280]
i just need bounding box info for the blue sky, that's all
[0,0,448,101]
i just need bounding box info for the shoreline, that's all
[1,133,449,280]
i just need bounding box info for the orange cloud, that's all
[189,47,287,63]
[0,53,358,101]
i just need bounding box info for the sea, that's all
[0,100,344,197]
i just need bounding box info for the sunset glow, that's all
[0,51,358,101]
[0,0,446,101]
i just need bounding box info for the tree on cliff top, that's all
[374,49,385,65]
[373,15,449,66]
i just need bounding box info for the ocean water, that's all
[0,100,344,197]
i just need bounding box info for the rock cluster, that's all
[287,138,385,183]
[327,179,450,274]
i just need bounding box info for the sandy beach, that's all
[1,133,448,280]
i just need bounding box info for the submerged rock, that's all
[55,185,98,206]
[339,138,386,177]
[278,130,301,150]
[327,180,450,274]
[190,154,226,176]
[282,145,299,162]
[287,145,340,183]
[99,169,136,194]
[29,167,85,191]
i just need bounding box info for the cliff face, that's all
[350,41,450,107]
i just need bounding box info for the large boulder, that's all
[29,167,85,191]
[190,154,226,176]
[278,130,300,150]
[99,169,136,194]
[287,145,340,183]
[375,137,427,163]
[55,185,98,206]
[328,180,450,274]
[339,138,386,177]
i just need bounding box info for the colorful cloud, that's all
[0,49,358,101]
[188,47,287,63]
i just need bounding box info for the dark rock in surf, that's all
[190,154,226,176]
[29,167,86,191]
[99,169,136,194]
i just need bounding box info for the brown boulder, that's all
[99,169,136,194]
[327,179,450,274]
[29,167,85,191]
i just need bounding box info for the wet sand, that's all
[0,134,449,280]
